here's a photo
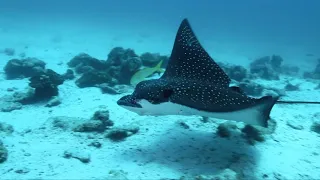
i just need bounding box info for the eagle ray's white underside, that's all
[120,99,265,126]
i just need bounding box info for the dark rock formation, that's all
[219,62,248,82]
[45,96,61,107]
[0,123,14,134]
[29,69,64,100]
[118,57,142,84]
[75,71,113,88]
[311,121,320,134]
[284,83,300,91]
[97,84,129,94]
[2,48,15,56]
[270,55,283,72]
[4,57,46,79]
[304,58,320,80]
[91,110,114,127]
[50,116,87,130]
[0,101,22,112]
[105,125,139,142]
[73,121,106,133]
[106,47,142,84]
[10,90,35,105]
[106,47,137,66]
[67,53,108,73]
[238,80,264,96]
[88,141,102,148]
[216,122,239,138]
[140,52,169,68]
[63,149,90,163]
[281,65,300,76]
[67,48,168,87]
[73,110,114,133]
[68,48,141,86]
[62,69,75,80]
[1,69,65,108]
[241,125,265,145]
[250,55,281,80]
[49,110,114,133]
[0,141,8,163]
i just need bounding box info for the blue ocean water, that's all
[1,0,319,63]
[0,0,320,179]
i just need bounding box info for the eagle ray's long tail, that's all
[276,100,320,104]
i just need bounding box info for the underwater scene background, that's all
[0,0,320,179]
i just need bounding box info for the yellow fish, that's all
[130,60,165,86]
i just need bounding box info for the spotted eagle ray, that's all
[117,18,319,128]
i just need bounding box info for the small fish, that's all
[130,60,164,86]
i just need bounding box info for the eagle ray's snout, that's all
[117,95,142,108]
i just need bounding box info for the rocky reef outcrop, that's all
[67,47,169,88]
[3,57,46,79]
[304,58,320,80]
